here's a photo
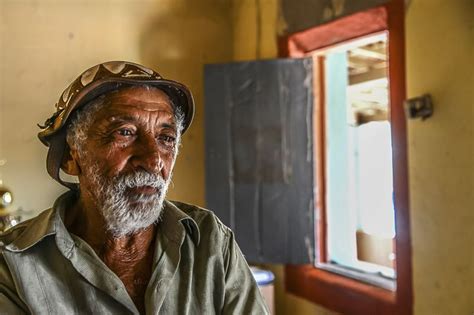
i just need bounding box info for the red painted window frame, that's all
[280,1,412,314]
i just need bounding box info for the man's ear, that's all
[61,146,81,176]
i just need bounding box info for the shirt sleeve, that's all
[0,252,28,314]
[221,230,270,315]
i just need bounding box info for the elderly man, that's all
[0,61,268,314]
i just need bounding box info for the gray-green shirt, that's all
[0,192,268,314]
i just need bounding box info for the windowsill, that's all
[316,262,396,291]
[285,265,397,314]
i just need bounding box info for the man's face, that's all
[72,86,180,236]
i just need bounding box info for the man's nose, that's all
[131,135,164,174]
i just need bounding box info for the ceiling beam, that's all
[349,67,387,85]
[351,47,387,60]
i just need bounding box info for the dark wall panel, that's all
[204,58,315,264]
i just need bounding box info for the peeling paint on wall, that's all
[280,0,388,34]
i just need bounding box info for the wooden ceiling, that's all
[347,40,389,125]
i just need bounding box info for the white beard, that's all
[86,164,171,237]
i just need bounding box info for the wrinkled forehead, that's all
[101,85,175,113]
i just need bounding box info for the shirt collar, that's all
[4,191,201,252]
[160,200,201,246]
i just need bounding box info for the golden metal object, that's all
[0,186,13,210]
[0,186,20,233]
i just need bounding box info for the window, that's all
[315,34,396,290]
[284,2,412,314]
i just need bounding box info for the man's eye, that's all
[117,129,134,137]
[159,135,176,146]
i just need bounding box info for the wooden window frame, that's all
[280,1,413,314]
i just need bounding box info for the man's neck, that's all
[64,195,156,314]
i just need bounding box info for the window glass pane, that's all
[323,36,395,279]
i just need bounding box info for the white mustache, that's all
[114,171,166,190]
